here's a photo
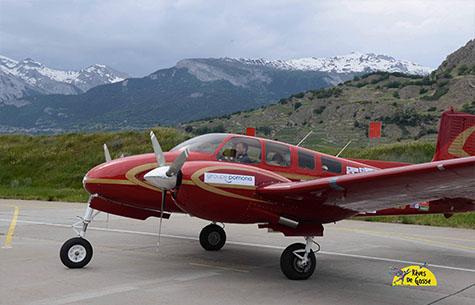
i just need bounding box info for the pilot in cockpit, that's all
[234,142,252,163]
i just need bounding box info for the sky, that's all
[0,0,474,76]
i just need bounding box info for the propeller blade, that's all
[102,145,112,224]
[103,144,112,162]
[166,149,189,177]
[157,190,166,249]
[150,131,165,167]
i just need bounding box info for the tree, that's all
[458,64,468,75]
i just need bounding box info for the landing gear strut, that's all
[60,205,98,269]
[199,223,226,251]
[280,236,319,280]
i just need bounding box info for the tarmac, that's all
[0,199,474,305]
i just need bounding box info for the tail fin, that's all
[433,108,475,161]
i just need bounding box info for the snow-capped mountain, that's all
[0,55,128,103]
[0,51,436,132]
[0,69,41,106]
[229,52,433,75]
[173,53,433,93]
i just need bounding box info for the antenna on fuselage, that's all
[336,140,352,158]
[296,131,313,147]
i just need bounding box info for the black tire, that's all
[60,237,93,269]
[280,243,316,280]
[199,224,226,251]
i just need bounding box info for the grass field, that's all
[359,213,475,229]
[0,128,188,202]
[1,131,473,229]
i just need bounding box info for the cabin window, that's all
[265,142,291,167]
[321,156,342,173]
[298,149,315,170]
[171,133,227,154]
[218,137,261,164]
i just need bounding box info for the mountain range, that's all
[0,52,432,133]
[230,53,432,75]
[185,40,475,147]
[0,55,128,104]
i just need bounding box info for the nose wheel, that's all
[60,204,98,269]
[280,237,319,280]
[199,223,226,251]
[60,237,93,268]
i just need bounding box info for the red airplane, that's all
[60,109,475,280]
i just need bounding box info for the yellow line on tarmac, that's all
[3,206,19,248]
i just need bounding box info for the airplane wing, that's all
[257,156,475,212]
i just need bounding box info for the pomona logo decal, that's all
[346,166,376,174]
[204,172,255,186]
[391,263,437,287]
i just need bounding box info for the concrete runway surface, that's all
[0,199,474,305]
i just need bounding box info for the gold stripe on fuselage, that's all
[85,177,195,187]
[448,126,475,157]
[83,178,135,185]
[181,179,195,186]
[125,163,164,192]
[276,171,316,181]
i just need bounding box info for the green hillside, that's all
[184,70,474,147]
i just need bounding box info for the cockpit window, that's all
[298,149,315,170]
[218,137,261,164]
[171,134,227,154]
[321,156,342,173]
[265,141,291,167]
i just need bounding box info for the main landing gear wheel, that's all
[199,223,226,251]
[60,237,93,269]
[280,240,317,280]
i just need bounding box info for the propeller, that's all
[166,148,189,177]
[157,191,166,248]
[144,131,189,248]
[103,143,113,226]
[150,131,165,167]
[103,144,112,162]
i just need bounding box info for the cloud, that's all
[0,0,473,76]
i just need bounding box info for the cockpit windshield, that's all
[170,133,227,154]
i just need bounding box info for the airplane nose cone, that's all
[83,164,104,195]
[82,160,125,194]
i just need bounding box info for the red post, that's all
[369,121,382,144]
[246,127,256,136]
